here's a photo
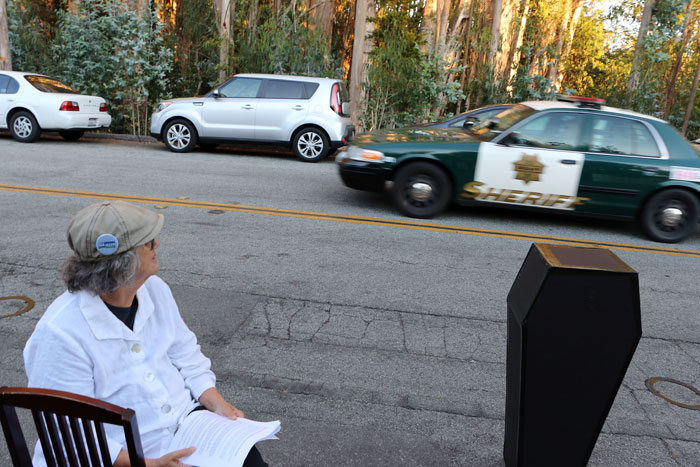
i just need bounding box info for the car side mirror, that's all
[342,102,350,116]
[212,89,221,98]
[462,117,478,129]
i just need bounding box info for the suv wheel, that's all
[163,119,197,153]
[293,128,329,162]
[641,188,699,243]
[392,162,452,218]
[10,111,41,143]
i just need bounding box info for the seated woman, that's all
[24,200,267,467]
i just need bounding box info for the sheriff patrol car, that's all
[337,97,700,243]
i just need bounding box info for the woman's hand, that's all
[115,447,196,467]
[146,447,196,466]
[198,387,245,420]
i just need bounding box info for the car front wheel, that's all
[59,130,84,141]
[392,162,452,218]
[163,119,197,153]
[641,188,699,243]
[10,111,41,143]
[293,128,329,162]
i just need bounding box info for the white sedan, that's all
[0,71,111,143]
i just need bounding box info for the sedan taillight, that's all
[59,101,80,111]
[99,103,107,112]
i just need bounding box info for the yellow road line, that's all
[1,183,699,258]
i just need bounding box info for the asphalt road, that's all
[1,134,700,466]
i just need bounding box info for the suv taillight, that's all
[59,101,80,111]
[330,83,342,115]
[99,103,107,112]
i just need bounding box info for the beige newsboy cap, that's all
[67,200,164,261]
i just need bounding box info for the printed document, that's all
[166,410,280,467]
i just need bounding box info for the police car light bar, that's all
[556,95,605,109]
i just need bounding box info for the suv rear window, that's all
[25,75,75,93]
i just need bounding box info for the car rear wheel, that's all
[163,119,197,153]
[59,130,84,141]
[10,111,41,143]
[293,128,329,162]
[392,162,452,218]
[641,188,699,243]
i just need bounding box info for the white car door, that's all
[471,112,588,211]
[200,77,262,139]
[0,74,16,128]
[254,79,311,141]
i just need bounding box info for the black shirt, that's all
[104,297,138,330]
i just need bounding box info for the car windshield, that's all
[25,75,76,93]
[469,104,537,140]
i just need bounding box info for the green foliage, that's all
[362,0,464,130]
[7,0,58,72]
[50,0,173,135]
[234,3,342,78]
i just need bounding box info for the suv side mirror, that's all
[341,102,350,116]
[212,89,221,98]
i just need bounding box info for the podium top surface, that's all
[535,243,636,273]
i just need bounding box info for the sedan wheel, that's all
[10,111,41,143]
[641,188,699,243]
[163,119,197,153]
[392,162,452,218]
[293,128,329,162]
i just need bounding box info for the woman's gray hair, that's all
[63,250,141,295]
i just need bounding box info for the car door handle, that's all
[642,166,660,174]
[560,159,577,165]
[242,104,254,110]
[292,105,304,111]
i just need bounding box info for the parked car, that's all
[421,104,514,129]
[0,71,111,143]
[337,96,700,243]
[150,73,355,162]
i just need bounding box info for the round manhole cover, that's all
[645,377,700,410]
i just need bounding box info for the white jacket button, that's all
[131,343,141,353]
[144,372,155,382]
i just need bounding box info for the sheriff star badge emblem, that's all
[513,154,544,184]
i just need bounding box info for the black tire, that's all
[10,111,41,143]
[640,188,699,243]
[59,130,84,141]
[293,127,330,162]
[392,162,452,218]
[163,119,197,153]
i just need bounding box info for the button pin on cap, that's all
[95,233,119,255]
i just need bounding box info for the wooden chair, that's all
[0,386,145,467]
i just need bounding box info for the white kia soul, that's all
[150,73,355,162]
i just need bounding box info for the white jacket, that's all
[24,275,216,464]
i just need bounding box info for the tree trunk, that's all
[487,0,504,73]
[217,0,234,82]
[306,0,334,48]
[349,0,375,129]
[547,0,572,92]
[557,0,584,88]
[0,0,10,71]
[248,0,258,44]
[682,44,700,136]
[504,0,529,88]
[422,0,437,48]
[627,0,656,95]
[663,1,695,119]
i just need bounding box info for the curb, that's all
[82,132,158,144]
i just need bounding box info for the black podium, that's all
[504,243,641,467]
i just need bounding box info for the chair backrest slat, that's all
[68,417,90,467]
[93,421,112,467]
[80,418,102,466]
[1,387,146,467]
[44,411,69,467]
[32,410,57,467]
[0,403,32,466]
[57,414,80,467]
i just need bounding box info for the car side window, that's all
[218,78,262,98]
[0,75,9,93]
[509,112,585,150]
[261,80,306,99]
[588,115,660,157]
[6,77,19,94]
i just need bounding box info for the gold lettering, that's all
[566,197,590,208]
[549,195,571,206]
[483,188,505,201]
[503,190,524,203]
[521,192,543,205]
[461,181,484,199]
